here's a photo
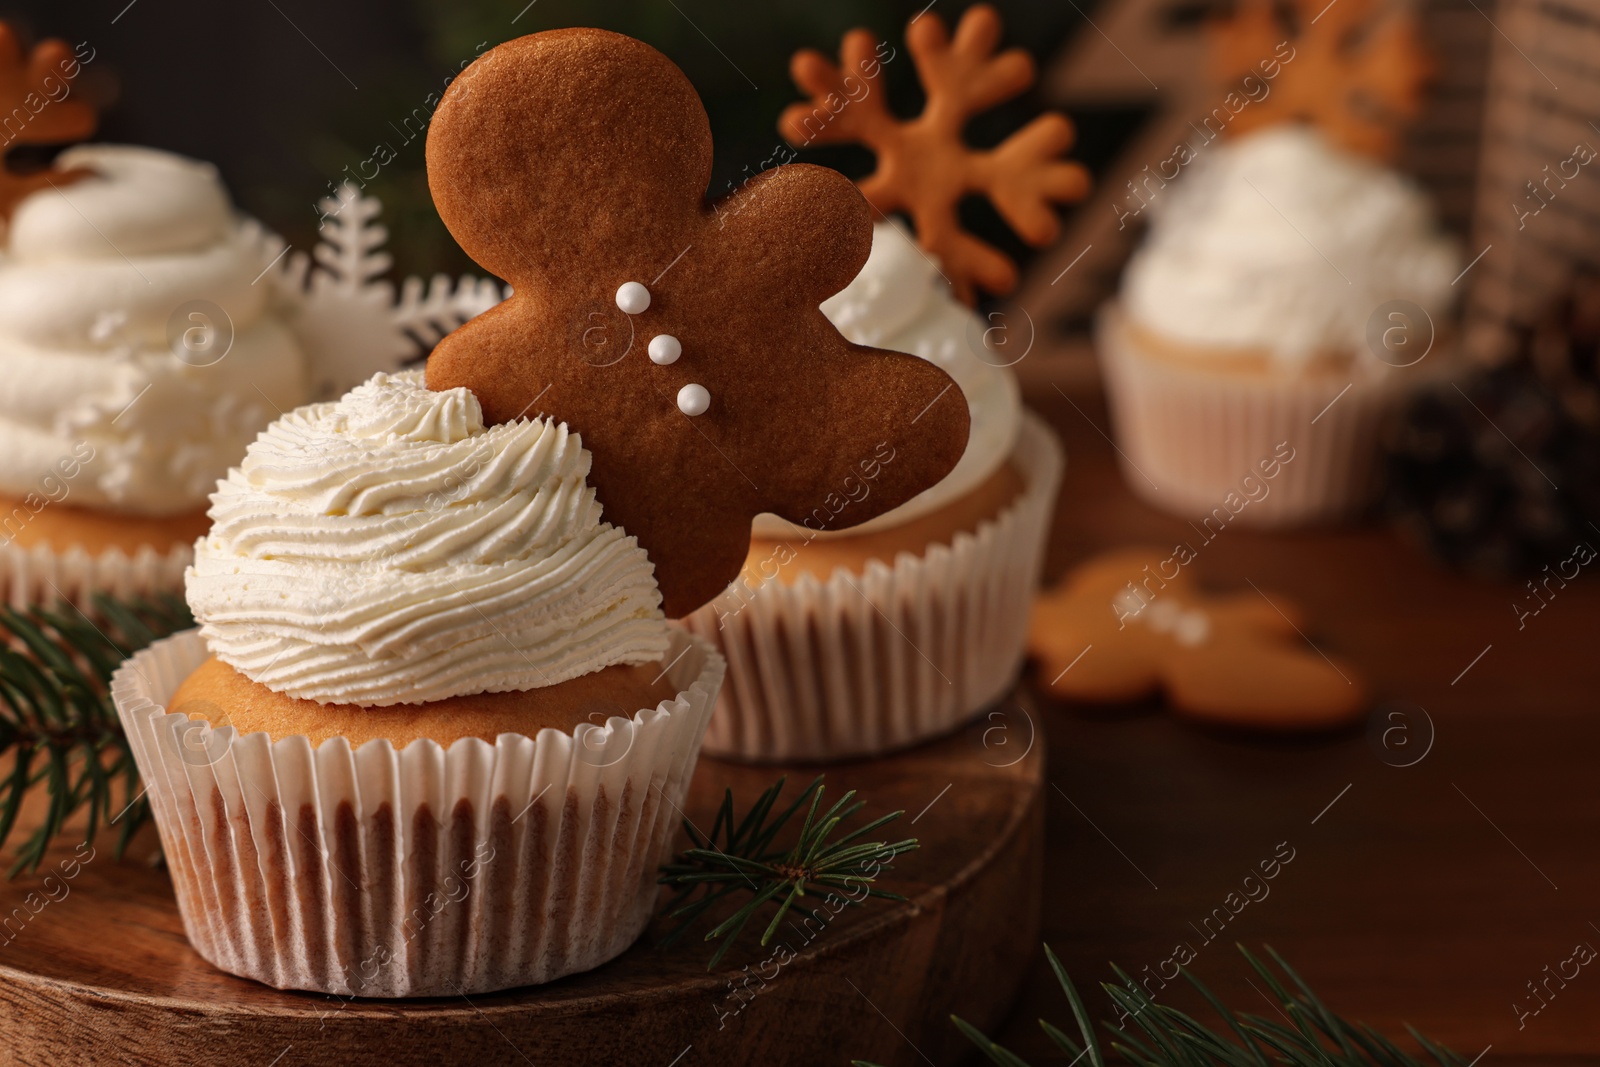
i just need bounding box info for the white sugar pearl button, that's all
[615,281,651,314]
[649,334,682,365]
[677,383,710,416]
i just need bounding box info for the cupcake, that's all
[684,221,1064,761]
[0,28,494,607]
[1097,0,1459,525]
[114,371,720,994]
[0,145,309,603]
[111,26,965,995]
[681,5,1082,762]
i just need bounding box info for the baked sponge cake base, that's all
[743,458,1026,585]
[171,655,680,748]
[0,494,210,555]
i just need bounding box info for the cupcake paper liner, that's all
[1097,305,1431,526]
[0,539,190,611]
[111,628,725,997]
[683,412,1063,763]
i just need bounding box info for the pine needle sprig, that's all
[0,593,191,876]
[657,775,918,969]
[855,943,1466,1067]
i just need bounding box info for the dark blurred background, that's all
[2,0,1096,284]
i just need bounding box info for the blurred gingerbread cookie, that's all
[0,24,97,218]
[781,3,1090,303]
[1029,548,1366,730]
[425,28,970,618]
[1211,0,1433,161]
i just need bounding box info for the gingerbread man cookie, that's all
[425,29,969,618]
[1028,548,1366,730]
[0,24,97,219]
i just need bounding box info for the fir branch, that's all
[856,943,1465,1067]
[657,775,918,969]
[0,593,191,876]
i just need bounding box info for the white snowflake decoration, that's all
[255,183,506,400]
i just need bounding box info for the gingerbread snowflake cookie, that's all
[1211,0,1433,161]
[1029,548,1366,731]
[425,29,969,618]
[782,4,1091,303]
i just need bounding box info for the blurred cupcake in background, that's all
[0,24,497,608]
[0,144,308,600]
[1098,0,1459,526]
[682,5,1080,761]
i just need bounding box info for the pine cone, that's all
[1386,276,1600,576]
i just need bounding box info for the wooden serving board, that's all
[0,698,1044,1067]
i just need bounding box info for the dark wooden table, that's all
[0,718,1044,1067]
[1,375,1594,1067]
[968,379,1600,1066]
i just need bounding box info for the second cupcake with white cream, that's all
[684,221,1064,762]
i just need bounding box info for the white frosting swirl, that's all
[752,220,1021,538]
[187,371,670,707]
[1121,125,1459,368]
[0,145,308,514]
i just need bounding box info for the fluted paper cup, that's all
[683,412,1063,763]
[0,539,190,610]
[111,628,724,996]
[1096,304,1440,526]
